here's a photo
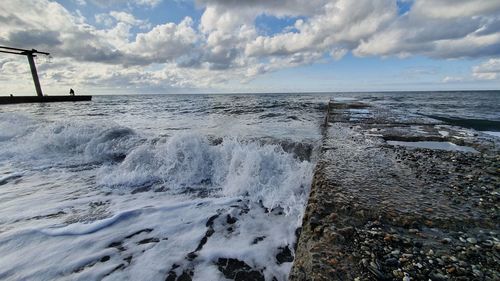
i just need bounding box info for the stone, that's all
[276,246,294,264]
[216,258,264,281]
[466,237,477,244]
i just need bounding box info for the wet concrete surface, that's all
[290,100,499,281]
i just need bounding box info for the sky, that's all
[0,0,499,95]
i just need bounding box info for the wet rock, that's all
[276,246,294,264]
[177,271,192,281]
[108,241,126,252]
[137,237,160,245]
[429,271,447,281]
[226,215,237,224]
[123,256,132,264]
[251,236,266,245]
[131,186,151,194]
[125,228,153,239]
[384,257,399,267]
[367,265,388,280]
[216,258,264,281]
[337,226,355,238]
[206,214,219,227]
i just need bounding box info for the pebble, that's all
[472,269,483,278]
[441,238,452,244]
[467,237,477,244]
[385,257,399,266]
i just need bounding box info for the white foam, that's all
[0,119,314,281]
[438,130,450,137]
[0,117,139,167]
[98,133,313,215]
[482,131,500,138]
[387,140,478,153]
[0,172,23,185]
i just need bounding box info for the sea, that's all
[0,91,498,281]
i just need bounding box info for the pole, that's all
[26,52,43,97]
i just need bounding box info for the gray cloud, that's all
[196,0,328,16]
[8,30,62,47]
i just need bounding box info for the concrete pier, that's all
[0,95,92,104]
[290,100,499,280]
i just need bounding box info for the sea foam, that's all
[98,132,313,214]
[0,112,315,281]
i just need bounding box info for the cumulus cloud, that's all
[109,11,150,29]
[1,0,500,93]
[245,0,397,58]
[0,0,198,66]
[354,0,500,58]
[196,0,329,17]
[88,0,161,8]
[126,17,199,65]
[472,58,500,80]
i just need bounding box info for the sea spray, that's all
[0,116,140,165]
[98,132,314,214]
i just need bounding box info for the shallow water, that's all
[0,91,498,280]
[387,140,479,153]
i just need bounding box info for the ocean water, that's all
[0,91,498,281]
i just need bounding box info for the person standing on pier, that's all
[69,88,75,96]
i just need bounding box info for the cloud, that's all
[1,0,500,93]
[353,0,500,59]
[8,30,62,47]
[196,0,328,17]
[87,0,162,8]
[472,58,500,80]
[125,17,199,65]
[109,11,150,29]
[442,76,464,83]
[244,0,397,58]
[0,0,198,66]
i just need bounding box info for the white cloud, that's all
[244,0,397,58]
[135,0,162,7]
[411,0,500,19]
[472,58,500,80]
[87,0,162,8]
[354,0,500,59]
[442,76,465,83]
[1,0,500,93]
[126,17,199,65]
[109,11,150,29]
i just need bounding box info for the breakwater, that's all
[290,100,499,280]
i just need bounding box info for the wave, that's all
[0,116,139,165]
[98,133,314,214]
[0,115,314,215]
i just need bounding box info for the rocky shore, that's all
[290,100,499,280]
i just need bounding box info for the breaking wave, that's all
[98,133,313,214]
[0,115,139,165]
[0,115,314,214]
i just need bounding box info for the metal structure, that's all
[0,46,50,97]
